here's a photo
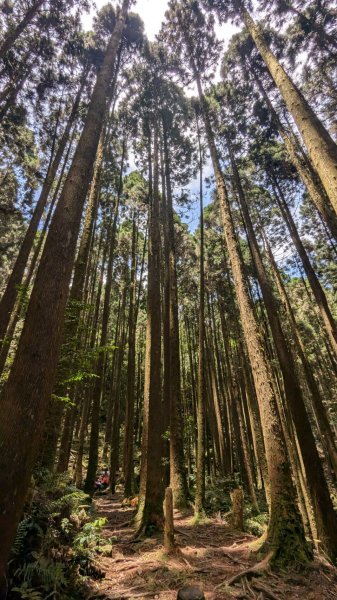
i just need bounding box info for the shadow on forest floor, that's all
[85,492,337,600]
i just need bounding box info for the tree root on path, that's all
[103,590,157,599]
[222,550,247,565]
[174,527,192,538]
[215,551,274,588]
[252,580,281,600]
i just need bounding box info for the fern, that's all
[12,583,42,599]
[50,490,90,515]
[15,559,66,589]
[12,519,31,557]
[12,519,43,558]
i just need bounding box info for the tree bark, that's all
[135,125,164,532]
[190,62,309,563]
[0,77,85,347]
[228,139,337,561]
[0,2,129,578]
[163,124,189,508]
[263,231,337,481]
[270,169,337,361]
[123,214,137,497]
[0,0,45,60]
[251,68,337,242]
[239,2,337,216]
[84,141,125,495]
[195,115,206,518]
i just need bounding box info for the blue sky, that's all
[82,1,239,231]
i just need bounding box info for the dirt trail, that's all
[86,493,337,600]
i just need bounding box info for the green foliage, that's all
[8,474,107,599]
[11,584,43,600]
[244,508,268,537]
[204,475,241,514]
[73,517,107,551]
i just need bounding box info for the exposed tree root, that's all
[252,580,281,600]
[219,551,274,587]
[175,527,192,538]
[222,550,247,565]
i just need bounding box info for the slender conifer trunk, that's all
[0,77,85,347]
[0,0,45,60]
[0,2,129,577]
[123,214,137,497]
[195,115,206,518]
[135,125,164,532]
[238,1,337,215]
[191,62,309,563]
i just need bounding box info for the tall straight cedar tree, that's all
[0,0,130,579]
[0,0,45,60]
[165,0,311,566]
[0,74,87,352]
[135,123,165,532]
[194,111,206,518]
[226,134,337,561]
[203,0,337,218]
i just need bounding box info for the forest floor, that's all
[86,492,337,600]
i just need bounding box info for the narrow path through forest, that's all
[86,493,337,600]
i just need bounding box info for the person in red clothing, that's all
[101,468,110,487]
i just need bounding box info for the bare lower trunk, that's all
[0,3,129,578]
[192,66,309,564]
[135,125,164,532]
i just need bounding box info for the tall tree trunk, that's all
[228,138,337,561]
[0,131,75,377]
[160,145,171,489]
[110,293,128,494]
[123,214,137,497]
[238,1,337,215]
[0,2,129,578]
[195,115,206,518]
[263,231,337,480]
[251,68,337,242]
[135,125,164,532]
[163,124,189,508]
[270,169,337,360]
[0,0,45,60]
[190,59,310,563]
[0,77,85,347]
[84,141,125,495]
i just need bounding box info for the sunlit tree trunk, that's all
[0,2,129,577]
[239,1,337,215]
[135,124,164,532]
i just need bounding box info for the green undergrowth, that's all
[204,476,238,514]
[244,506,268,537]
[203,475,269,535]
[7,469,114,600]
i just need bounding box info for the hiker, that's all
[101,468,110,488]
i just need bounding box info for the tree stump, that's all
[177,586,205,600]
[230,487,244,530]
[164,486,175,552]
